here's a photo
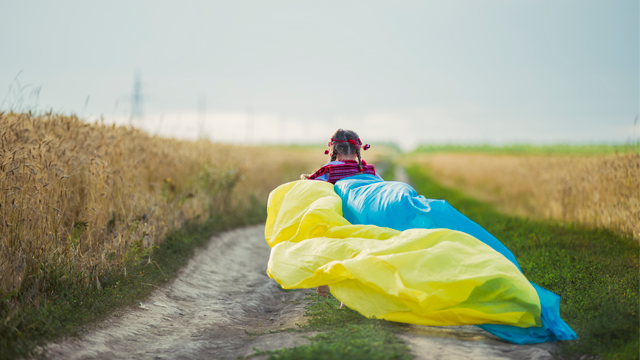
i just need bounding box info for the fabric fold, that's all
[266,180,544,332]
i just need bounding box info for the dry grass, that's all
[409,153,640,238]
[0,112,328,295]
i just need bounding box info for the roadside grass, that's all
[406,164,639,360]
[252,293,412,360]
[379,161,396,181]
[0,204,266,360]
[413,143,638,156]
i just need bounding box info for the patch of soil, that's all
[397,324,557,360]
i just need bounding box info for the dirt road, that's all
[46,226,312,360]
[46,225,558,360]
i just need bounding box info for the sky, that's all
[1,0,638,149]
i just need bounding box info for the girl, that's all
[301,128,379,301]
[301,128,382,183]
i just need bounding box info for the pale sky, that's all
[1,0,638,149]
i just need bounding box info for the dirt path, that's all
[398,324,556,360]
[46,226,313,360]
[45,224,558,360]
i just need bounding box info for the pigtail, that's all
[325,128,367,171]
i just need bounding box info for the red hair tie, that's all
[325,137,371,153]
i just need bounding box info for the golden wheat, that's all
[410,153,640,238]
[0,113,331,294]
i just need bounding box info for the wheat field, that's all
[0,113,334,294]
[410,153,640,238]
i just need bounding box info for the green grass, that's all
[412,143,639,156]
[0,203,266,360]
[379,161,396,181]
[265,142,402,153]
[406,164,639,360]
[252,293,412,360]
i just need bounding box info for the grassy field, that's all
[0,112,328,358]
[0,113,326,295]
[1,208,262,359]
[0,112,398,359]
[3,113,637,359]
[406,164,639,360]
[413,143,638,156]
[408,152,639,239]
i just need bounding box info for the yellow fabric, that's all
[265,180,541,328]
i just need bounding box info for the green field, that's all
[406,165,639,360]
[412,143,638,156]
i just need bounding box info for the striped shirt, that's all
[308,160,380,184]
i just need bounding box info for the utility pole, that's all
[130,70,144,126]
[198,94,206,140]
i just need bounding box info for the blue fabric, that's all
[334,174,577,344]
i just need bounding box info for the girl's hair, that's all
[329,129,364,171]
